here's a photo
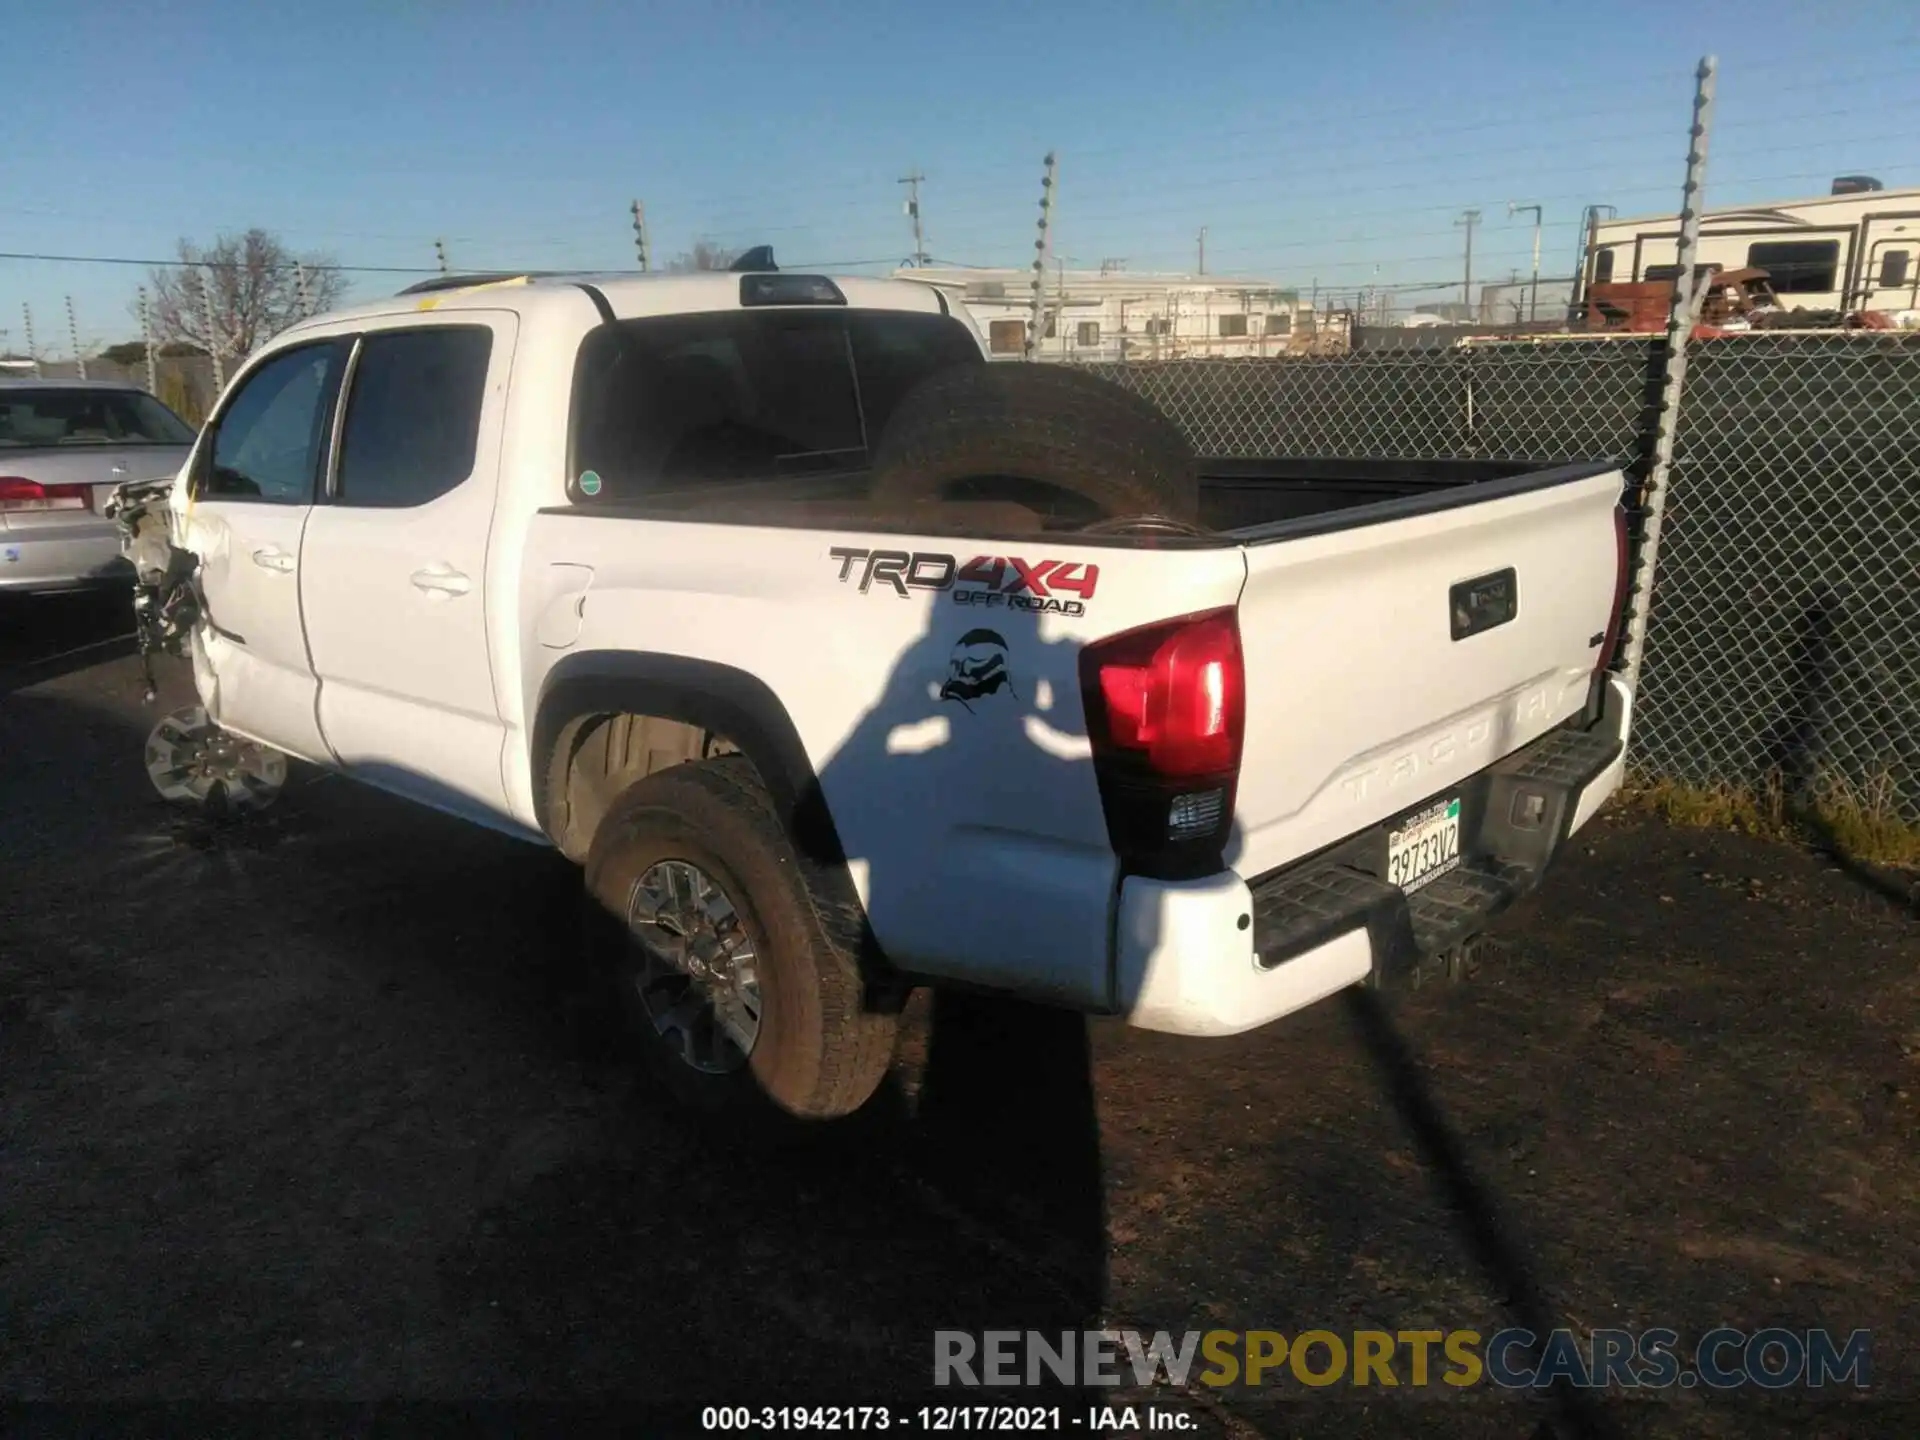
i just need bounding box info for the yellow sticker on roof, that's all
[414,274,532,310]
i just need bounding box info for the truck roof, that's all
[280,269,954,337]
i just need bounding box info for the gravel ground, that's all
[2,592,1916,1438]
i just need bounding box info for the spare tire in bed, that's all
[868,362,1200,526]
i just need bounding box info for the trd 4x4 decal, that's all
[828,546,1099,617]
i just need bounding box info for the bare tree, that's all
[666,238,740,273]
[142,229,347,361]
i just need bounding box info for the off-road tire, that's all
[583,756,897,1132]
[868,362,1201,525]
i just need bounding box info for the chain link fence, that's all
[1637,332,1920,823]
[1084,336,1658,462]
[1082,331,1920,826]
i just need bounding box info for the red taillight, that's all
[0,477,91,513]
[1088,608,1245,776]
[1595,503,1630,674]
[1081,607,1246,875]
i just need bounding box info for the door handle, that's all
[251,546,295,573]
[410,566,472,598]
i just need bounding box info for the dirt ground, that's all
[2,592,1916,1437]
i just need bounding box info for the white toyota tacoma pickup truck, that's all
[111,261,1634,1130]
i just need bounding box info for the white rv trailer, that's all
[1585,177,1920,315]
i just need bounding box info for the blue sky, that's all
[3,0,1917,353]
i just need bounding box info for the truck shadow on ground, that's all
[0,616,1120,1404]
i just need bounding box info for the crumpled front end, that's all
[104,478,205,705]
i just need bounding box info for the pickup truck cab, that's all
[126,266,1634,1130]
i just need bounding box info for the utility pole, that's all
[1198,226,1207,276]
[630,200,650,271]
[1026,151,1057,361]
[898,173,927,267]
[66,296,86,380]
[1508,201,1543,323]
[294,260,312,317]
[1058,256,1068,357]
[22,304,40,378]
[434,238,449,274]
[1455,209,1481,315]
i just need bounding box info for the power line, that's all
[680,76,1920,224]
[0,249,447,274]
[844,160,1920,272]
[697,130,1920,257]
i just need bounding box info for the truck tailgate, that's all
[1228,463,1625,880]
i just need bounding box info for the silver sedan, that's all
[1,380,197,594]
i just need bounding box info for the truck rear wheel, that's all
[582,756,897,1132]
[868,362,1202,525]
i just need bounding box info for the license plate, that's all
[1387,797,1462,892]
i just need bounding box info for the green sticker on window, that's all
[579,470,602,497]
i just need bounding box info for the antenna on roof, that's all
[728,246,778,273]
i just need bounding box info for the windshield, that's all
[0,388,198,448]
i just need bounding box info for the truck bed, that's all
[1196,457,1567,533]
[553,455,1592,544]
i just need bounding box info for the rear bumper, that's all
[0,524,130,593]
[1114,672,1632,1037]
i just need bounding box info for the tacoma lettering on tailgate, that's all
[1337,685,1555,803]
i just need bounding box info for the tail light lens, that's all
[1080,606,1245,878]
[0,477,91,513]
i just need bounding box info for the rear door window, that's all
[570,309,980,499]
[334,326,493,508]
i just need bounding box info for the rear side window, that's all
[335,326,493,508]
[570,310,981,500]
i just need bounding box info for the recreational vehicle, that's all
[1582,177,1920,316]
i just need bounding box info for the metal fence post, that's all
[1026,152,1057,361]
[1617,53,1716,694]
[197,268,226,394]
[138,286,158,395]
[67,296,86,380]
